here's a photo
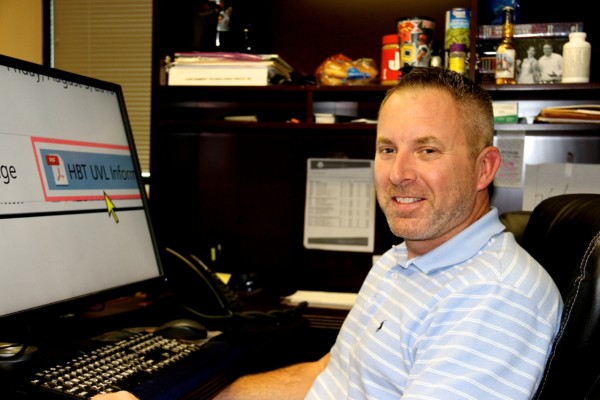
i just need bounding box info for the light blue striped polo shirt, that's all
[306,208,563,400]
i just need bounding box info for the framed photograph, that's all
[515,37,567,84]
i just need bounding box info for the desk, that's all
[0,294,344,399]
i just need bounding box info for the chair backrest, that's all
[510,194,600,399]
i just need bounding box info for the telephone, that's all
[161,247,244,318]
[161,247,308,330]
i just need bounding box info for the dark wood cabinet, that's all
[150,84,393,293]
[150,1,600,293]
[150,83,600,293]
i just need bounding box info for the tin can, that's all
[444,8,471,50]
[381,34,400,85]
[444,8,470,69]
[397,17,435,68]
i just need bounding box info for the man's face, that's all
[374,89,482,252]
[543,45,552,56]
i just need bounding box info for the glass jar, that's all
[381,34,400,85]
[448,43,467,75]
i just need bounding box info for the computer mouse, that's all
[0,342,37,371]
[0,342,37,361]
[154,319,208,340]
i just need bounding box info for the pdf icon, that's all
[45,154,69,186]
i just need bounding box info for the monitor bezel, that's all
[0,54,167,337]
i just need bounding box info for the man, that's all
[93,68,563,400]
[537,43,563,83]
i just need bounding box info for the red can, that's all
[381,34,400,85]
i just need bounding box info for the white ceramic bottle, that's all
[562,32,591,83]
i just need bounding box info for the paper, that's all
[303,158,375,252]
[534,105,600,124]
[494,130,525,188]
[522,163,600,211]
[283,290,357,310]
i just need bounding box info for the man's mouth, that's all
[393,197,422,204]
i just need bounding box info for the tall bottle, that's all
[562,32,591,83]
[495,6,517,85]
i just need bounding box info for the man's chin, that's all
[389,225,423,240]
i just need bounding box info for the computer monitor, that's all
[0,55,164,333]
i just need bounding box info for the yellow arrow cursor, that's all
[104,191,119,223]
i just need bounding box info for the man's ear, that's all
[476,146,501,191]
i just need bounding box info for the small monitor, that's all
[0,55,164,330]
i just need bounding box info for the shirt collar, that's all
[393,207,506,274]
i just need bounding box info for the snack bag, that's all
[316,54,378,86]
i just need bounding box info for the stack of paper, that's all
[535,105,600,124]
[167,52,294,86]
[282,290,357,310]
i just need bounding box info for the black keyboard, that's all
[27,332,204,399]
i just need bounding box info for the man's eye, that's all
[420,148,437,155]
[380,147,395,154]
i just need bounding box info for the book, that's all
[168,52,294,86]
[168,63,273,86]
[314,113,336,124]
[535,104,600,124]
[173,52,293,71]
[478,21,584,40]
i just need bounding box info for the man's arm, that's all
[91,353,330,400]
[214,352,330,400]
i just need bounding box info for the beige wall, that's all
[0,0,43,64]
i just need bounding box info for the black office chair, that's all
[500,193,600,399]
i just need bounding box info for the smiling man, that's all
[303,67,563,399]
[94,68,563,400]
[375,68,500,258]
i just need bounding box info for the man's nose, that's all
[389,152,416,185]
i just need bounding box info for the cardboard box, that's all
[493,102,519,124]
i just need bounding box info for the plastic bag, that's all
[315,54,378,86]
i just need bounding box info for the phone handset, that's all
[188,253,244,312]
[162,247,243,318]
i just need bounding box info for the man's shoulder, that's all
[473,231,557,292]
[479,231,536,267]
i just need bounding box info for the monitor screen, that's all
[0,55,164,325]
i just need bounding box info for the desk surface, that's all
[0,295,339,400]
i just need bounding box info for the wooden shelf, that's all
[495,123,600,133]
[154,83,600,132]
[158,119,378,131]
[157,82,600,93]
[483,82,600,101]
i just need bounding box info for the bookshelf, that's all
[150,1,600,293]
[152,0,598,83]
